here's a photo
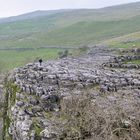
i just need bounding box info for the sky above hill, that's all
[0,0,140,18]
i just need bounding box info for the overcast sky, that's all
[0,0,140,18]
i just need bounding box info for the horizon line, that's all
[0,1,139,19]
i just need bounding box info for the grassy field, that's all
[0,48,66,72]
[125,59,140,64]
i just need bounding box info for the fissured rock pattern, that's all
[8,47,140,140]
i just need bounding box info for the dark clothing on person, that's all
[39,59,43,66]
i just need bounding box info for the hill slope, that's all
[0,2,140,48]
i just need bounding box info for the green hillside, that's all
[103,31,140,47]
[0,2,140,48]
[37,15,140,46]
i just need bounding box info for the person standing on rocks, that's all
[39,59,43,66]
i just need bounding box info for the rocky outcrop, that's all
[103,55,140,69]
[0,75,4,140]
[5,47,140,140]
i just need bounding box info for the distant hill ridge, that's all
[0,2,140,22]
[0,1,140,47]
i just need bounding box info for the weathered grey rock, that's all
[16,101,25,107]
[40,128,57,139]
[29,97,39,105]
[6,46,140,140]
[31,106,43,113]
[132,79,140,86]
[30,130,35,140]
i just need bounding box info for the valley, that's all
[0,2,140,140]
[0,2,140,71]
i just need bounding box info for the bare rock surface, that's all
[5,46,140,140]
